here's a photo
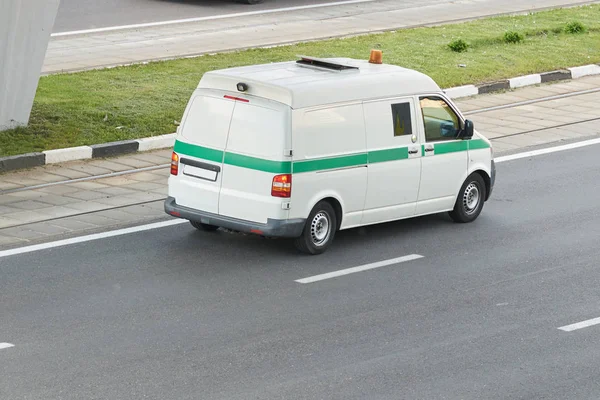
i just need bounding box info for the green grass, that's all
[2,4,600,157]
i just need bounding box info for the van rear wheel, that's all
[449,173,486,223]
[294,201,337,255]
[190,220,219,232]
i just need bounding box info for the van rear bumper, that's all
[164,196,305,238]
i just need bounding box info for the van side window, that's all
[419,96,461,142]
[390,102,413,137]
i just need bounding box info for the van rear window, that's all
[226,102,288,159]
[180,94,235,150]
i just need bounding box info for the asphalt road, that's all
[52,0,587,33]
[2,143,600,399]
[53,0,369,32]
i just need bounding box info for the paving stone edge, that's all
[2,63,600,173]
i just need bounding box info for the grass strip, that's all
[1,4,600,157]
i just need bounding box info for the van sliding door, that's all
[361,97,422,224]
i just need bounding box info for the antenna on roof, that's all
[295,56,359,72]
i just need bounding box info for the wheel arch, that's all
[319,196,343,230]
[467,150,492,200]
[472,169,492,201]
[452,167,492,206]
[304,192,345,231]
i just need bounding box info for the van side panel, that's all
[218,98,292,224]
[290,103,368,229]
[467,132,492,176]
[467,132,493,191]
[168,90,234,214]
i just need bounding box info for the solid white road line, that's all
[0,220,187,259]
[0,343,15,350]
[494,137,600,164]
[50,0,375,37]
[295,254,424,284]
[2,137,600,259]
[558,317,600,332]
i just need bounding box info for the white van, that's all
[165,55,495,255]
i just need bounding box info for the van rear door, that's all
[218,97,292,224]
[171,90,234,214]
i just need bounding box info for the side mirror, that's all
[461,119,474,139]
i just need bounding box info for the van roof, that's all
[197,56,442,109]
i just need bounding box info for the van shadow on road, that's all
[171,211,480,261]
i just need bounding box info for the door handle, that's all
[424,147,434,152]
[408,149,419,154]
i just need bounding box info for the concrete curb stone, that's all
[570,64,600,79]
[477,80,510,94]
[2,63,600,173]
[443,85,478,99]
[0,152,46,172]
[137,133,177,152]
[509,74,541,89]
[540,69,572,83]
[90,140,139,158]
[43,146,93,164]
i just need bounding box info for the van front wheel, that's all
[294,201,337,255]
[449,173,486,223]
[190,220,219,232]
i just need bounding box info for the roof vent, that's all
[295,56,359,72]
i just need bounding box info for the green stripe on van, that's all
[174,140,223,164]
[224,152,291,174]
[174,140,291,174]
[368,147,409,163]
[468,139,491,150]
[174,138,489,174]
[419,139,489,156]
[434,140,469,155]
[293,153,368,173]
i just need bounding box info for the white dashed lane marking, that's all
[0,220,187,259]
[558,317,600,332]
[295,254,424,284]
[494,138,600,164]
[0,343,15,350]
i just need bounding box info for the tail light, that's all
[170,152,179,175]
[271,174,291,198]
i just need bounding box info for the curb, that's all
[2,63,600,173]
[443,64,600,99]
[0,133,176,173]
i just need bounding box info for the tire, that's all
[449,173,486,223]
[294,201,337,255]
[190,220,219,232]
